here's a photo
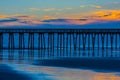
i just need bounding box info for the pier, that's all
[0,29,120,59]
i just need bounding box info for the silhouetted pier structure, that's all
[0,29,120,58]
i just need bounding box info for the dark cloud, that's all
[0,18,18,23]
[42,18,88,23]
[42,19,69,22]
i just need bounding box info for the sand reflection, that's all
[13,64,120,80]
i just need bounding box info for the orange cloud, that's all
[93,10,120,21]
[79,5,102,9]
[41,16,57,20]
[50,10,120,25]
[0,14,8,19]
[89,5,102,9]
[95,6,102,9]
[0,10,120,26]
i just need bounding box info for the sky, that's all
[0,0,120,28]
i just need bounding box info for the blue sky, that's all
[0,0,120,15]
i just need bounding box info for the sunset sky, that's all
[0,0,120,27]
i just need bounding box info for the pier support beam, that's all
[19,33,25,49]
[28,33,34,49]
[8,33,15,49]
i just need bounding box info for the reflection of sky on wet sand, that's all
[1,50,120,80]
[10,64,120,80]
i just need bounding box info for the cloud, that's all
[80,5,85,8]
[0,14,8,19]
[43,8,56,12]
[0,18,18,22]
[113,2,120,4]
[42,10,120,25]
[93,10,120,21]
[0,22,27,26]
[89,5,102,9]
[57,9,63,11]
[95,6,102,9]
[0,15,44,26]
[42,19,70,25]
[41,16,57,20]
[13,15,35,20]
[79,5,102,9]
[0,10,120,26]
[41,18,95,25]
[65,8,72,10]
[29,8,40,12]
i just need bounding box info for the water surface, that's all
[0,49,120,80]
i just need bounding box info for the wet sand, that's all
[1,57,120,80]
[33,57,120,72]
[0,64,34,80]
